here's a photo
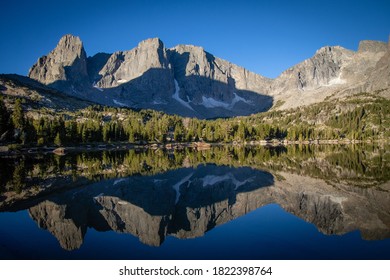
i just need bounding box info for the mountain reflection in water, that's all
[0,144,389,259]
[27,166,273,250]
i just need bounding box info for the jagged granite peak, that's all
[357,40,388,53]
[272,46,354,93]
[365,39,390,93]
[169,44,235,103]
[28,34,89,87]
[268,46,353,109]
[270,39,390,110]
[96,37,171,88]
[168,44,272,117]
[171,45,214,77]
[170,44,271,97]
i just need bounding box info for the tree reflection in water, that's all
[0,144,389,253]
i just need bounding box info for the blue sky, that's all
[0,0,389,78]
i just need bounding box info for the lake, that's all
[0,144,389,259]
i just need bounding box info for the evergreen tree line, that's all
[1,95,389,146]
[0,100,288,145]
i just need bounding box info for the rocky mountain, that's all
[270,39,390,109]
[365,40,390,93]
[1,34,384,118]
[0,74,92,112]
[27,35,273,118]
[28,35,90,95]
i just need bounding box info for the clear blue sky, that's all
[0,0,389,78]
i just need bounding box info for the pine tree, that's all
[11,99,25,143]
[65,120,78,143]
[11,99,24,129]
[237,122,246,141]
[174,121,185,142]
[55,117,66,145]
[24,118,37,144]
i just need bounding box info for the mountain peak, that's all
[58,34,83,45]
[54,34,86,60]
[28,34,88,91]
[52,34,85,58]
[138,37,163,47]
[314,45,350,55]
[357,40,387,53]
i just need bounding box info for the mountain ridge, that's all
[2,34,389,119]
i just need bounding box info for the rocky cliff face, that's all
[97,38,171,88]
[365,40,390,94]
[357,40,388,53]
[28,35,89,95]
[27,34,390,117]
[27,35,272,118]
[272,46,354,95]
[168,45,272,117]
[170,44,235,103]
[86,52,111,83]
[271,39,390,109]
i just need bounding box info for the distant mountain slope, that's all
[12,34,389,118]
[271,39,390,110]
[0,74,92,112]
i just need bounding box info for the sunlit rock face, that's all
[96,38,171,88]
[27,34,390,117]
[270,39,390,110]
[27,35,273,118]
[28,35,90,95]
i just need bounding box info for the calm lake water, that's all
[0,144,389,259]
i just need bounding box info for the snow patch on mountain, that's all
[201,96,230,109]
[232,92,252,105]
[152,98,168,105]
[93,82,104,92]
[201,92,252,109]
[172,79,194,110]
[113,99,128,107]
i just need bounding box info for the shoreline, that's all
[0,139,388,156]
